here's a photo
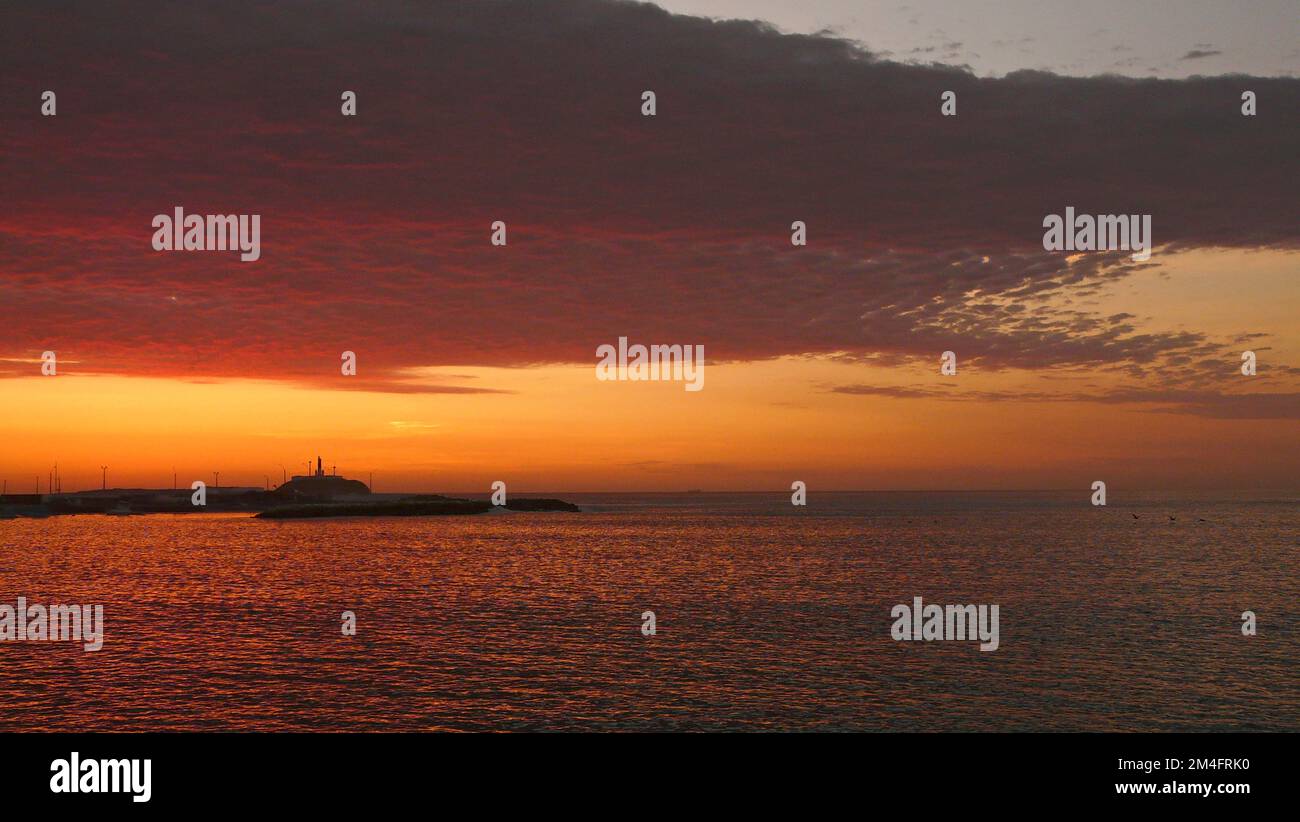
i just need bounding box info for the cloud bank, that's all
[0,0,1296,394]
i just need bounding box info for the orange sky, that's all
[4,249,1296,493]
[2,2,1297,493]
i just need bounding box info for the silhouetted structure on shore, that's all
[1,457,578,518]
[276,456,371,502]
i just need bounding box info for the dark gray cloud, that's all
[831,382,1300,419]
[0,0,1296,390]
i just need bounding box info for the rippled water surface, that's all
[0,491,1295,731]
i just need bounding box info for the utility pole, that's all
[173,469,177,490]
[100,466,107,490]
[213,471,220,488]
[264,475,270,491]
[278,464,286,485]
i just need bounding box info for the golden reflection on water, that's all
[0,493,1294,731]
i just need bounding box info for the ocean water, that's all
[0,491,1295,731]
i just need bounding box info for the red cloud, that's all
[1,0,1296,387]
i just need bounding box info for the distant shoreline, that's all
[0,489,579,519]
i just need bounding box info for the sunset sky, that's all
[1,0,1297,492]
